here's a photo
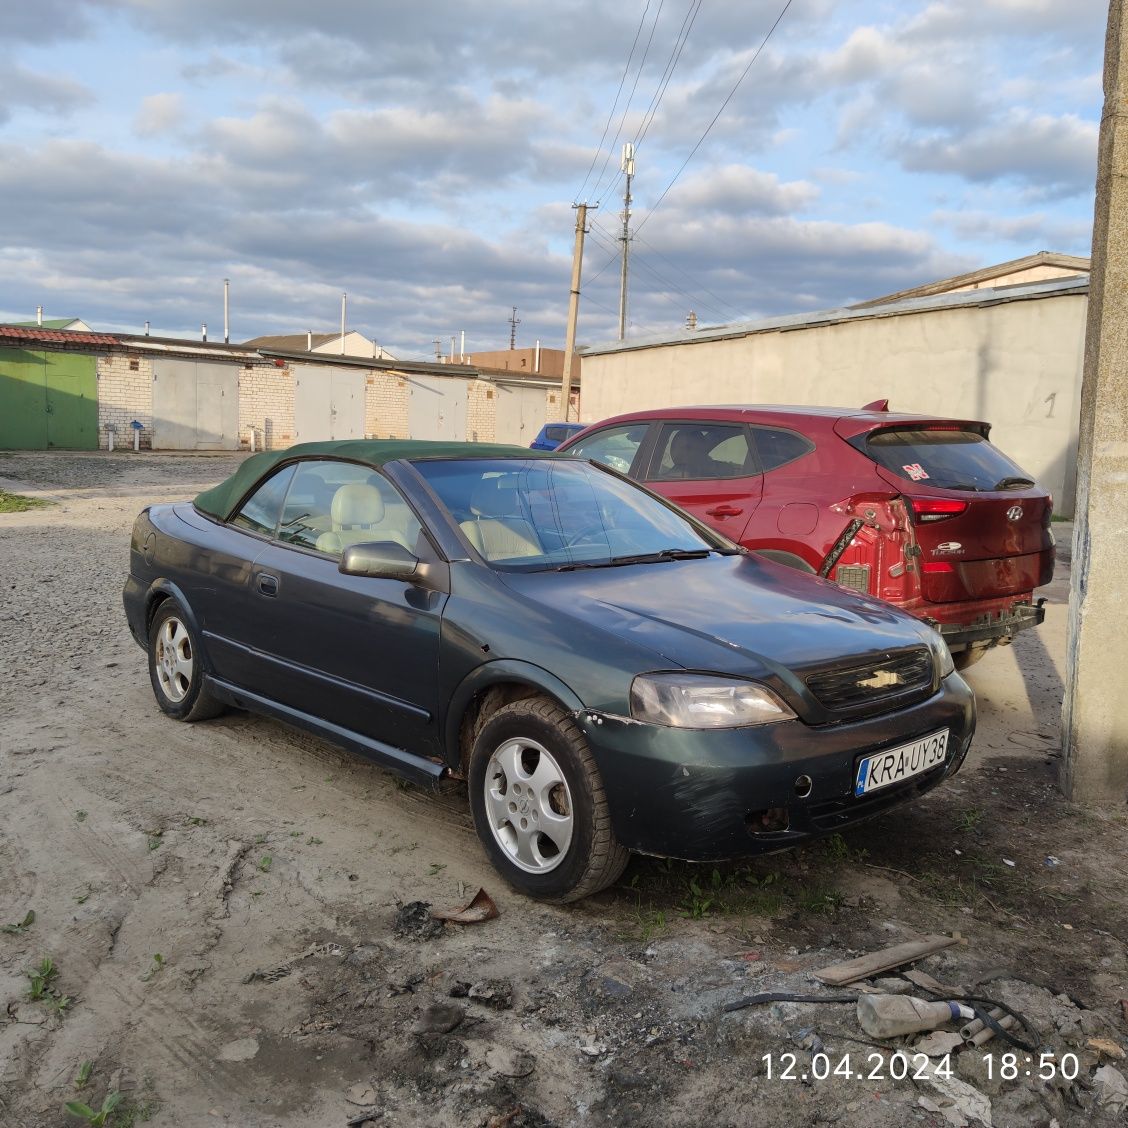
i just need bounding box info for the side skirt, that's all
[206,676,447,786]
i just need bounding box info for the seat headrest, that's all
[332,482,385,528]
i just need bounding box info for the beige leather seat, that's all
[459,477,542,561]
[316,482,403,555]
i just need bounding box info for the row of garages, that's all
[0,329,573,453]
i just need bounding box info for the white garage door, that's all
[494,382,548,447]
[408,376,468,441]
[151,359,239,450]
[293,365,366,442]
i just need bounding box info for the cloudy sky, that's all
[0,0,1105,359]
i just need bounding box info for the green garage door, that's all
[0,348,98,449]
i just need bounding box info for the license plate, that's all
[855,730,949,797]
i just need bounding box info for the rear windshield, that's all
[858,429,1035,492]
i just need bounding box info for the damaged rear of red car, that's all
[559,403,1055,670]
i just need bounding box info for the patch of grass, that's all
[26,955,71,1012]
[140,954,164,982]
[257,855,272,873]
[624,861,792,922]
[64,1091,121,1127]
[797,885,846,915]
[2,909,35,934]
[427,863,446,876]
[75,810,88,823]
[185,816,207,827]
[0,489,49,513]
[74,1061,93,1089]
[954,808,984,832]
[306,836,323,846]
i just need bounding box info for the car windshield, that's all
[412,457,722,570]
[858,428,1035,492]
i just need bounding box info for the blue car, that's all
[530,422,585,450]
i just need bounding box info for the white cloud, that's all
[134,92,185,137]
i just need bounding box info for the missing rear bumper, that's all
[936,598,1046,651]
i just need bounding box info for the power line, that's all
[632,231,747,320]
[634,0,795,237]
[590,0,667,204]
[575,1,653,203]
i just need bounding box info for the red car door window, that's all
[566,422,651,475]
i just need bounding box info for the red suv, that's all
[559,402,1054,669]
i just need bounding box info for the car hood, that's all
[499,553,937,683]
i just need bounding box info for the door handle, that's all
[257,573,279,597]
[705,504,744,518]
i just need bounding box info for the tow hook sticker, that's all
[903,463,929,481]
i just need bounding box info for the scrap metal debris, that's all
[431,887,500,925]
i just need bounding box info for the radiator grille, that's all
[805,647,934,715]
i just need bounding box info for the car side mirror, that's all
[339,541,419,580]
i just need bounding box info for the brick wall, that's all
[239,363,295,450]
[365,371,410,438]
[97,352,153,449]
[466,379,497,443]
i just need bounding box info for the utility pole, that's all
[508,307,521,350]
[340,292,347,355]
[561,203,593,423]
[433,338,442,361]
[618,143,634,341]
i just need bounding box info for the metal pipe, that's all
[223,278,230,343]
[340,293,347,354]
[107,428,114,453]
[133,427,140,453]
[36,305,43,326]
[307,329,313,351]
[144,321,150,336]
[201,323,207,342]
[450,336,456,361]
[534,339,541,373]
[460,329,465,362]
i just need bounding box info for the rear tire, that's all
[147,601,225,722]
[468,696,629,903]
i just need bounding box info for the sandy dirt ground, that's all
[1,451,1126,1128]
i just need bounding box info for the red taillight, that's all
[908,497,969,523]
[922,562,955,574]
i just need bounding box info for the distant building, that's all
[465,346,579,382]
[13,316,92,331]
[243,330,393,359]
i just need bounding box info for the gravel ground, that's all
[0,451,1125,1128]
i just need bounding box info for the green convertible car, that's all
[124,440,975,901]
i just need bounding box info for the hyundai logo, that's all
[1006,505,1024,521]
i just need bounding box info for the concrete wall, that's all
[579,292,1087,515]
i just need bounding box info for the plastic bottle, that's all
[856,994,976,1038]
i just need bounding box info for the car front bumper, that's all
[578,674,975,860]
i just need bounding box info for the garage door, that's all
[293,365,366,442]
[0,348,97,450]
[494,383,547,447]
[407,376,468,441]
[151,359,239,450]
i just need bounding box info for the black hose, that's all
[723,991,859,1013]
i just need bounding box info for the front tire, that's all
[147,601,225,722]
[468,696,629,903]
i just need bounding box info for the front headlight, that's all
[630,673,796,729]
[931,635,955,678]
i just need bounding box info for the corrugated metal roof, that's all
[580,274,1090,358]
[0,324,119,347]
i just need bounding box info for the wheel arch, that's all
[445,660,586,776]
[143,580,211,670]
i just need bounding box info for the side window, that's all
[752,427,815,473]
[567,423,649,474]
[648,424,756,481]
[278,460,424,559]
[230,465,296,537]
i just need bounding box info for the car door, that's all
[639,421,763,540]
[234,459,447,757]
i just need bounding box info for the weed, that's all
[75,1061,93,1089]
[955,808,984,833]
[258,855,273,873]
[0,489,50,513]
[798,885,846,914]
[75,810,88,823]
[141,954,164,982]
[64,1091,121,1127]
[26,956,59,1000]
[185,816,207,827]
[306,836,323,846]
[388,842,419,855]
[427,863,447,876]
[254,833,267,844]
[2,909,35,934]
[394,777,412,791]
[74,889,92,905]
[289,830,302,838]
